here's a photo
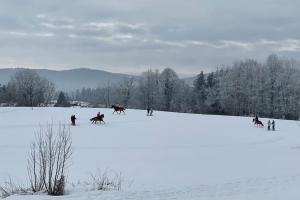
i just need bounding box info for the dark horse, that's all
[253,118,264,127]
[90,114,105,124]
[111,105,125,114]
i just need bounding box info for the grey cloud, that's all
[0,0,300,75]
[40,22,75,30]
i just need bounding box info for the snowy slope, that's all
[1,107,300,200]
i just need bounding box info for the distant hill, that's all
[0,68,136,91]
[0,67,197,90]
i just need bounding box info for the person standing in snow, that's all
[272,120,275,131]
[71,115,76,126]
[267,120,271,131]
[149,107,153,116]
[147,107,150,116]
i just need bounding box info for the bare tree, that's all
[105,81,111,108]
[41,79,55,106]
[139,69,161,109]
[27,123,72,195]
[116,77,135,106]
[8,69,55,107]
[160,68,179,111]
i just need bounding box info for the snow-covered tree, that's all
[160,68,179,111]
[138,69,161,109]
[8,69,55,107]
[192,71,207,113]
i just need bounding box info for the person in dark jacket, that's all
[272,120,275,131]
[71,115,76,126]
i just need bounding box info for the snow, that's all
[1,107,300,199]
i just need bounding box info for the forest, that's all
[1,54,300,120]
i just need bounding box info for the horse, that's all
[111,105,125,114]
[253,118,264,127]
[90,114,105,124]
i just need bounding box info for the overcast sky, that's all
[0,0,299,76]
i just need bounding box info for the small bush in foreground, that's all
[90,169,123,191]
[27,123,72,196]
[0,178,31,198]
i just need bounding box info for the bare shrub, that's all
[90,169,123,191]
[0,178,31,198]
[27,123,72,196]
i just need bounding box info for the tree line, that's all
[1,54,300,119]
[0,69,55,107]
[72,54,300,120]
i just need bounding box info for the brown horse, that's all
[253,118,264,127]
[111,105,125,114]
[90,114,105,124]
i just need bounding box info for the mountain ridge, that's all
[0,68,136,91]
[0,67,196,91]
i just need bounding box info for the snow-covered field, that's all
[1,107,300,200]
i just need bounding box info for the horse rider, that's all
[255,115,259,122]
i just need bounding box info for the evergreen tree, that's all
[192,71,207,113]
[55,92,70,107]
